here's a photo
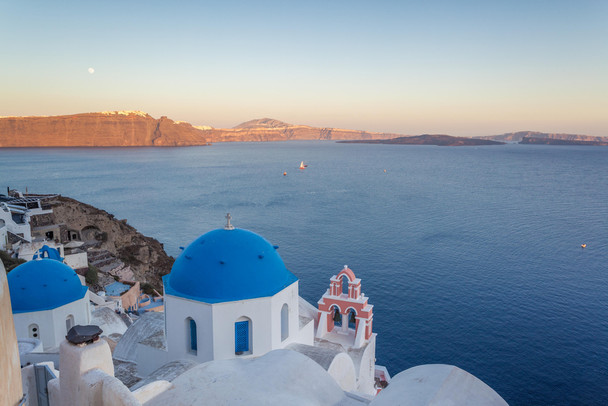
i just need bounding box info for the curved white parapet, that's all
[371,364,508,406]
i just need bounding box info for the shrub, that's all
[86,264,99,285]
[141,282,155,295]
[0,250,26,272]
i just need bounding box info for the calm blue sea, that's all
[2,142,607,405]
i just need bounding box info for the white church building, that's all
[8,258,91,350]
[161,218,314,362]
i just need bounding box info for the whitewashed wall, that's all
[64,251,88,270]
[13,294,91,350]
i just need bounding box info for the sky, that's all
[1,0,607,136]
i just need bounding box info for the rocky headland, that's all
[0,111,212,147]
[31,195,174,289]
[339,134,505,146]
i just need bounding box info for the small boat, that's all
[283,172,287,176]
[299,161,308,170]
[581,244,586,248]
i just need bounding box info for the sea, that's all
[1,141,607,405]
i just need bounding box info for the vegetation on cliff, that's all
[0,250,26,272]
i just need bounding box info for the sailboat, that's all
[299,161,308,170]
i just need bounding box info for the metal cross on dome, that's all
[224,213,235,230]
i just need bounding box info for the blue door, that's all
[235,320,249,353]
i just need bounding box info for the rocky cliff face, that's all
[46,196,174,287]
[0,111,210,147]
[203,124,400,142]
[0,113,401,147]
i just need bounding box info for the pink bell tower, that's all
[316,265,373,348]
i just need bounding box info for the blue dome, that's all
[8,259,88,314]
[164,228,298,303]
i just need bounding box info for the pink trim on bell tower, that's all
[316,265,374,348]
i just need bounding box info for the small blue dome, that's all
[164,228,298,303]
[8,259,88,314]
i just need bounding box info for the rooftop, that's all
[165,227,298,303]
[8,259,88,313]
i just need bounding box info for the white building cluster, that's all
[1,192,89,271]
[1,214,509,405]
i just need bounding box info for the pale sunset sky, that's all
[1,1,606,137]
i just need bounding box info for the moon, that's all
[88,67,95,74]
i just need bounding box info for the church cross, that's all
[225,213,235,230]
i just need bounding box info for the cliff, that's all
[34,196,174,288]
[477,131,607,143]
[0,111,211,147]
[0,113,402,147]
[339,134,504,146]
[203,125,400,142]
[203,118,401,142]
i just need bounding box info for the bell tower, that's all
[316,266,373,348]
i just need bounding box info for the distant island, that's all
[519,136,608,146]
[338,134,505,146]
[476,131,607,144]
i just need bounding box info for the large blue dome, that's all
[164,228,298,303]
[8,259,88,314]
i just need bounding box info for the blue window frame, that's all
[235,320,249,353]
[189,319,197,352]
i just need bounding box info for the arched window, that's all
[348,309,357,330]
[65,315,75,333]
[235,317,252,355]
[29,324,40,339]
[281,304,289,341]
[187,318,197,354]
[331,305,342,327]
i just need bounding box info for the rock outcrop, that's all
[0,111,210,147]
[42,196,174,288]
